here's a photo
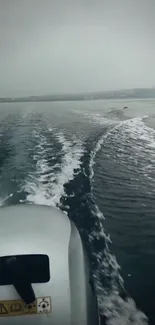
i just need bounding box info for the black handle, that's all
[5,256,36,304]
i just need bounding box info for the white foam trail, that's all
[89,116,149,325]
[107,116,155,185]
[24,130,84,207]
[99,294,148,325]
[0,193,13,206]
[89,121,123,179]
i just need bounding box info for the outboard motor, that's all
[0,205,100,324]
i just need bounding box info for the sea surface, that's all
[0,99,155,324]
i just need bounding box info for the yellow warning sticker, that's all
[0,296,51,317]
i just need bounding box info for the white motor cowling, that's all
[0,205,100,325]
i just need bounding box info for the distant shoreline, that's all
[0,97,155,104]
[1,88,155,103]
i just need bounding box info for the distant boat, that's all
[123,106,128,109]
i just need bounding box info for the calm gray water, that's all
[0,99,155,324]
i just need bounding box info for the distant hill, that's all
[98,88,155,99]
[1,88,155,103]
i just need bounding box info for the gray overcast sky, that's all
[0,0,155,96]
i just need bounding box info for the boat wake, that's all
[23,128,84,207]
[87,119,149,325]
[0,110,150,325]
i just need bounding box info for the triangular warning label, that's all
[0,303,8,314]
